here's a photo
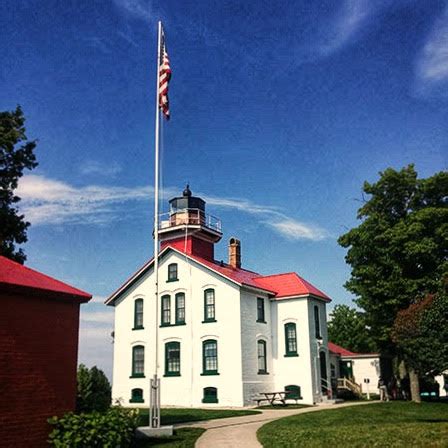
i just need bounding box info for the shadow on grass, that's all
[416,418,448,423]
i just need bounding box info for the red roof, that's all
[106,246,330,304]
[168,251,330,301]
[328,342,357,356]
[253,272,330,300]
[185,253,275,293]
[328,342,379,358]
[0,256,91,301]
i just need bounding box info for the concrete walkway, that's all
[178,401,376,448]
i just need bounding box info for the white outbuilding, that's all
[106,186,331,407]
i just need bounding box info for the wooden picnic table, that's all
[259,391,287,406]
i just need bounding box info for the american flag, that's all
[159,28,171,120]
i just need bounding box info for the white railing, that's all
[337,377,362,396]
[158,209,222,233]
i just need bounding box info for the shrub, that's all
[48,406,139,447]
[76,364,111,413]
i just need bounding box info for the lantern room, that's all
[158,186,222,260]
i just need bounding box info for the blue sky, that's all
[1,0,447,378]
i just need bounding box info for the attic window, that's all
[168,263,178,282]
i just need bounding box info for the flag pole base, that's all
[139,374,171,438]
[135,426,173,438]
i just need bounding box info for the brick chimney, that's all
[228,237,241,269]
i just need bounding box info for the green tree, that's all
[328,304,377,353]
[76,364,111,413]
[339,165,448,400]
[0,106,37,263]
[392,291,448,402]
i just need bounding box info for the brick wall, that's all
[0,292,81,448]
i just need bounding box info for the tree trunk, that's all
[409,368,421,403]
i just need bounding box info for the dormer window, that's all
[168,263,178,282]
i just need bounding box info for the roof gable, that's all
[106,246,330,305]
[0,256,91,301]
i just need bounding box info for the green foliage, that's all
[76,364,111,413]
[338,165,448,349]
[257,402,448,447]
[0,106,37,263]
[392,292,448,376]
[327,304,377,353]
[48,407,139,448]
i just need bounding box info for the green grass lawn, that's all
[134,428,206,448]
[257,402,448,447]
[136,407,261,426]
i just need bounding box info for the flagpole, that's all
[150,19,162,430]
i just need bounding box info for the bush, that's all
[77,364,111,413]
[48,406,139,447]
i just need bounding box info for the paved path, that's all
[178,401,376,448]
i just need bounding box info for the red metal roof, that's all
[106,245,330,304]
[253,272,330,300]
[185,253,275,293]
[328,342,357,356]
[176,252,330,300]
[0,256,91,301]
[328,342,379,358]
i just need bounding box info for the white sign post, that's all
[364,378,370,400]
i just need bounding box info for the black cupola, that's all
[169,185,205,213]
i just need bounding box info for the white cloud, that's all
[78,304,114,378]
[83,37,112,55]
[90,295,108,304]
[80,160,122,177]
[316,0,374,57]
[81,310,114,325]
[17,174,328,241]
[78,323,114,378]
[113,0,153,23]
[203,194,280,215]
[268,219,329,241]
[205,194,328,240]
[414,5,448,97]
[16,175,154,225]
[117,29,139,48]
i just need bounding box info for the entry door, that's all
[340,360,353,379]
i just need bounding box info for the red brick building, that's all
[0,256,91,448]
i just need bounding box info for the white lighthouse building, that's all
[106,186,331,407]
